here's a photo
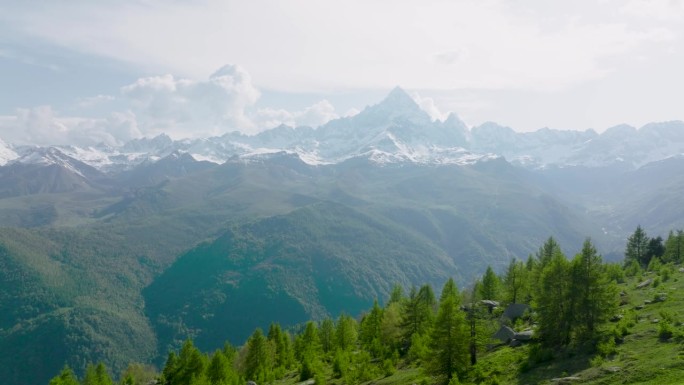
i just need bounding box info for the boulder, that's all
[480,299,500,308]
[636,279,653,289]
[514,330,534,341]
[551,376,580,384]
[493,325,516,343]
[653,293,667,303]
[501,303,530,321]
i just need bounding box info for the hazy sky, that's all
[1,0,683,145]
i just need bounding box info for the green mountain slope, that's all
[144,201,457,353]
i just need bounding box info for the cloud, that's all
[255,100,339,129]
[0,106,142,147]
[410,93,446,121]
[619,0,684,21]
[0,64,341,145]
[121,64,261,136]
[77,94,116,108]
[4,0,679,92]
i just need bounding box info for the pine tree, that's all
[335,313,358,351]
[268,323,294,369]
[625,225,650,267]
[401,284,436,345]
[478,265,500,301]
[664,230,684,263]
[503,258,527,304]
[206,351,234,385]
[536,249,573,347]
[48,366,79,385]
[380,301,403,353]
[161,351,179,385]
[536,237,561,268]
[359,299,384,357]
[244,329,272,383]
[319,318,336,354]
[429,278,468,381]
[174,340,207,385]
[388,283,405,305]
[570,238,618,342]
[82,363,112,385]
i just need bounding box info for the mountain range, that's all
[0,87,683,385]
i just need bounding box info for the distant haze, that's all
[1,0,683,143]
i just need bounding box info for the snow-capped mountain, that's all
[2,88,683,172]
[0,137,18,166]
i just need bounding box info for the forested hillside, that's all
[47,229,684,384]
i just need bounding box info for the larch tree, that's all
[535,249,573,347]
[478,265,501,301]
[625,225,650,267]
[570,238,618,343]
[48,366,80,385]
[664,230,684,263]
[503,258,527,304]
[429,278,469,382]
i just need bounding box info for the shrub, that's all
[382,359,395,377]
[659,320,674,341]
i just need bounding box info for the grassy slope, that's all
[269,266,684,385]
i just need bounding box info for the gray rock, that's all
[550,376,581,384]
[509,339,522,347]
[635,305,644,310]
[501,303,530,321]
[636,279,653,289]
[514,330,534,341]
[653,293,667,303]
[480,299,500,308]
[493,325,516,343]
[644,299,653,304]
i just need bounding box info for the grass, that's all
[270,264,684,385]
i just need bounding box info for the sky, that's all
[1,0,683,146]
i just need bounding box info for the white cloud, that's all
[619,0,684,21]
[411,93,446,121]
[121,64,260,136]
[255,100,339,129]
[77,94,116,108]
[0,106,142,147]
[3,0,678,92]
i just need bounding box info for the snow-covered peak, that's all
[350,87,432,127]
[0,137,18,166]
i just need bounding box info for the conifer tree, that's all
[206,351,236,385]
[360,299,384,357]
[319,318,336,354]
[478,266,500,301]
[244,329,272,383]
[429,278,468,381]
[335,314,358,351]
[82,363,113,385]
[401,284,436,345]
[48,366,79,385]
[388,283,405,305]
[664,229,684,263]
[268,323,294,369]
[503,258,527,304]
[535,249,573,347]
[625,225,650,267]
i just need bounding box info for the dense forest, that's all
[46,226,684,385]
